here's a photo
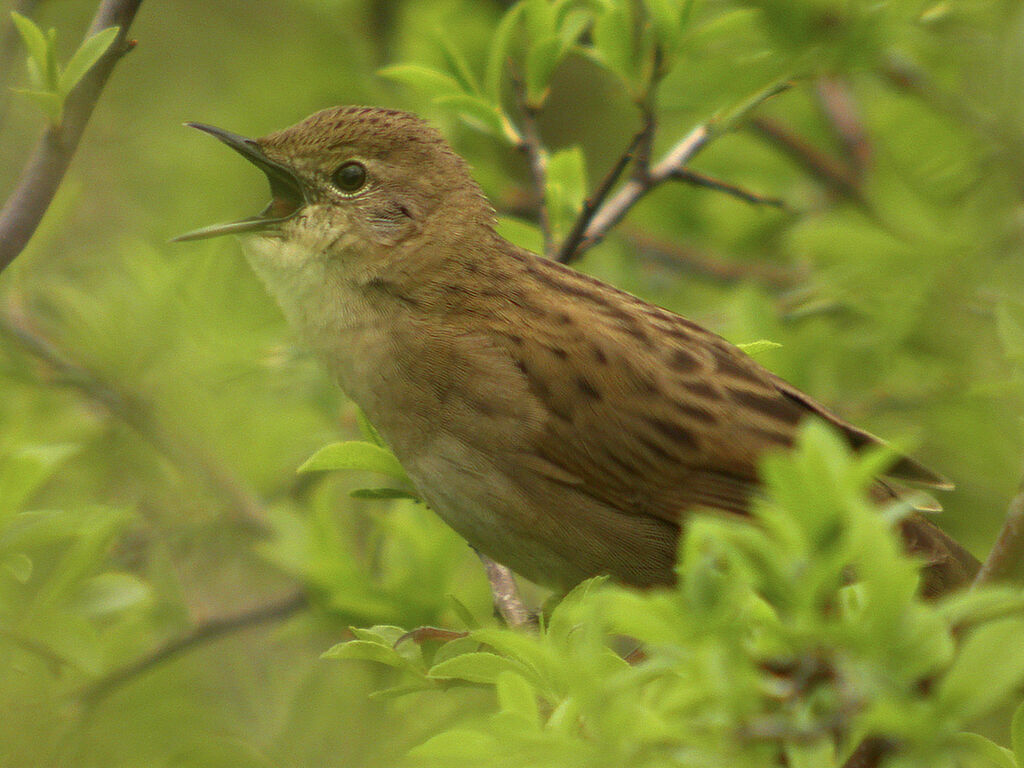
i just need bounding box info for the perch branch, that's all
[79,591,308,705]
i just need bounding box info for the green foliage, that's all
[2,0,1024,765]
[9,12,119,125]
[332,425,1024,767]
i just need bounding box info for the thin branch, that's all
[0,311,271,534]
[571,122,710,255]
[625,227,804,290]
[0,0,143,274]
[669,168,788,209]
[748,116,863,204]
[974,476,1024,587]
[476,552,535,630]
[554,129,644,263]
[569,82,791,258]
[79,591,308,706]
[509,67,553,258]
[814,75,871,176]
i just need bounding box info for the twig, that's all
[0,0,143,274]
[815,76,871,176]
[625,227,803,290]
[509,67,553,258]
[554,129,644,263]
[79,591,308,706]
[571,122,710,255]
[476,552,534,630]
[974,476,1024,587]
[669,168,788,209]
[748,116,862,203]
[0,311,271,533]
[570,81,790,258]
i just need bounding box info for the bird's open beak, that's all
[172,123,305,242]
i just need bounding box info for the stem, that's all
[0,0,143,273]
[974,477,1024,587]
[79,591,307,706]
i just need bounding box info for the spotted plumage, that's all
[180,106,979,597]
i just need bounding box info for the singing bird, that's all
[177,106,978,597]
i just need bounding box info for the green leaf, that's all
[10,88,63,122]
[322,640,421,671]
[349,487,419,501]
[523,0,556,43]
[355,407,385,446]
[71,571,152,618]
[2,553,32,583]
[996,301,1024,364]
[437,35,479,94]
[525,34,562,105]
[434,93,506,137]
[1012,699,1024,768]
[592,2,635,83]
[495,671,540,725]
[298,441,409,483]
[429,651,527,684]
[953,732,1019,768]
[378,63,463,98]
[0,444,78,523]
[59,25,118,96]
[544,145,587,242]
[737,339,783,356]
[10,12,50,85]
[937,617,1024,722]
[485,3,525,104]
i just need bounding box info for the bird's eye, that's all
[332,161,366,194]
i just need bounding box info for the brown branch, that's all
[815,75,871,176]
[747,116,862,204]
[572,122,711,255]
[974,476,1024,587]
[669,168,788,210]
[0,0,143,274]
[79,591,308,706]
[570,83,790,259]
[476,552,534,630]
[0,311,271,534]
[554,129,644,263]
[625,227,804,291]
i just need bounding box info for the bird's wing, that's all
[494,269,949,527]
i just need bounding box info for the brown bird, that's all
[177,105,978,598]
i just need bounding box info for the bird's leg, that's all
[475,551,537,631]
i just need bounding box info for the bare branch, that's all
[974,476,1024,587]
[0,0,143,274]
[669,168,788,210]
[0,310,271,534]
[555,129,644,263]
[625,228,804,290]
[748,116,863,203]
[79,591,308,706]
[572,122,710,255]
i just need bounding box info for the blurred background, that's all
[1,0,1023,765]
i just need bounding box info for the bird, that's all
[176,105,979,598]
